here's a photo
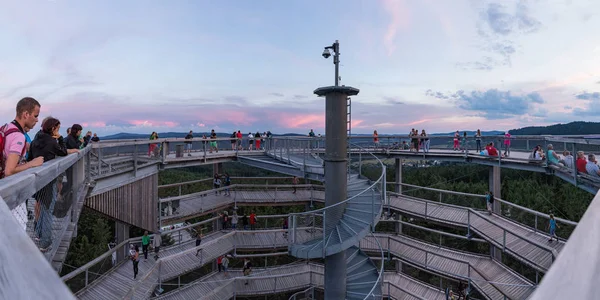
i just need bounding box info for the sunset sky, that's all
[1,0,599,136]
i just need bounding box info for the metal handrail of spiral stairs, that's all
[284,141,386,299]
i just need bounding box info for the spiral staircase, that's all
[267,142,385,299]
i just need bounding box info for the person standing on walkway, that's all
[222,255,230,275]
[292,176,299,194]
[242,214,249,230]
[486,192,494,215]
[224,173,231,196]
[249,211,257,230]
[453,131,460,151]
[248,132,254,150]
[185,130,193,156]
[503,132,511,157]
[373,130,379,149]
[195,230,203,256]
[255,131,262,149]
[461,132,468,152]
[547,214,560,242]
[222,212,229,230]
[214,174,221,195]
[148,132,158,157]
[282,217,288,239]
[153,231,162,260]
[475,129,482,152]
[217,255,223,272]
[231,212,239,230]
[131,245,140,279]
[142,231,150,261]
[243,258,252,285]
[421,130,430,153]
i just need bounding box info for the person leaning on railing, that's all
[1,97,44,179]
[28,117,79,251]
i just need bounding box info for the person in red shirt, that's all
[249,212,256,230]
[236,130,243,150]
[217,255,223,272]
[576,151,587,173]
[485,142,499,157]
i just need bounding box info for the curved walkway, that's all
[162,186,568,273]
[159,184,568,274]
[362,234,535,300]
[156,264,447,300]
[388,194,565,272]
[160,184,323,224]
[74,227,532,300]
[76,229,308,300]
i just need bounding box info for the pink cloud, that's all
[382,0,411,56]
[272,112,325,129]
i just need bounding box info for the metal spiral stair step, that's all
[345,246,381,299]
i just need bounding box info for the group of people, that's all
[406,128,431,153]
[129,230,162,279]
[176,130,275,156]
[528,144,600,178]
[213,173,232,196]
[220,210,257,230]
[0,97,99,251]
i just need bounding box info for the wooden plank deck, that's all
[161,189,325,223]
[389,194,565,272]
[156,263,446,300]
[76,229,314,300]
[362,234,535,300]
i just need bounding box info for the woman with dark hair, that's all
[28,117,76,251]
[65,124,83,150]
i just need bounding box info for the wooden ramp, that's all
[161,188,324,224]
[76,229,313,300]
[388,194,565,272]
[156,263,446,300]
[361,234,535,300]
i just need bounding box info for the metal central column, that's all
[315,85,360,300]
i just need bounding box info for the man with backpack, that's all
[1,97,44,179]
[1,98,44,230]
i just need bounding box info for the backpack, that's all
[0,123,25,179]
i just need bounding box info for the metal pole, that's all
[314,45,360,300]
[334,40,340,86]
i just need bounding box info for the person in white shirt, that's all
[231,212,239,230]
[585,154,600,177]
[561,150,574,169]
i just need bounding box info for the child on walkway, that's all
[547,214,560,242]
[486,192,494,215]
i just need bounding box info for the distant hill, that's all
[509,122,600,135]
[101,132,305,140]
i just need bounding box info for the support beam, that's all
[213,162,223,175]
[314,85,360,300]
[489,166,501,214]
[395,158,403,194]
[489,166,502,262]
[115,221,130,262]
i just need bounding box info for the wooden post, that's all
[115,221,130,262]
[395,158,402,194]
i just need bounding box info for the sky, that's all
[0,0,599,136]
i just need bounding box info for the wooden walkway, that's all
[76,229,313,300]
[156,263,446,300]
[388,195,564,272]
[362,234,535,300]
[161,188,324,223]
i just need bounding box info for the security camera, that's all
[322,48,331,59]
